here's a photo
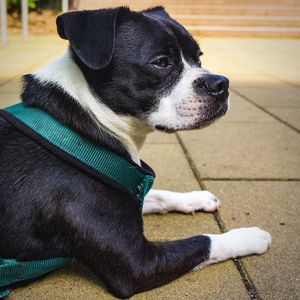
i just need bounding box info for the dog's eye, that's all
[197,51,203,67]
[151,57,170,68]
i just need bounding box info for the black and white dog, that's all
[0,7,271,299]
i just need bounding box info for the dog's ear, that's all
[143,6,187,34]
[142,6,172,21]
[56,8,122,70]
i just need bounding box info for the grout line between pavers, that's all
[175,132,261,300]
[230,87,300,134]
[200,177,300,181]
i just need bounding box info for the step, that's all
[79,0,300,7]
[164,5,300,16]
[187,25,300,37]
[173,15,300,27]
[79,2,300,16]
[77,1,300,38]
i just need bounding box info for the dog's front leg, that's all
[72,223,270,299]
[143,189,221,214]
[66,194,270,298]
[66,198,213,298]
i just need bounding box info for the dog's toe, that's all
[175,191,221,214]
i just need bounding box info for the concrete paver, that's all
[141,144,199,191]
[0,79,22,94]
[217,90,275,123]
[200,38,300,86]
[11,262,249,300]
[204,181,300,299]
[268,107,300,131]
[180,123,300,179]
[231,84,300,109]
[0,79,22,107]
[10,269,114,300]
[199,38,300,131]
[145,131,178,144]
[0,35,66,87]
[179,93,300,179]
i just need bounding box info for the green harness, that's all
[0,103,155,298]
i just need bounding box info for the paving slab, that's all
[200,51,300,109]
[231,83,300,109]
[0,79,22,94]
[0,36,67,109]
[179,122,300,179]
[10,269,113,300]
[141,144,199,191]
[9,144,249,299]
[10,262,249,300]
[204,180,300,300]
[221,39,300,70]
[145,131,178,144]
[199,38,300,86]
[0,79,22,108]
[198,38,300,130]
[0,35,66,86]
[178,92,300,179]
[220,90,275,123]
[0,94,20,108]
[268,107,300,131]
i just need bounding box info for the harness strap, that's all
[1,103,155,208]
[0,258,71,297]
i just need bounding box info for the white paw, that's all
[206,227,272,264]
[174,191,221,214]
[143,190,220,215]
[224,227,272,257]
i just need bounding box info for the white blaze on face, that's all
[147,58,210,131]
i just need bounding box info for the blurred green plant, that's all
[8,0,38,13]
[7,0,66,15]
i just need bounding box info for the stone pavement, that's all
[0,35,299,300]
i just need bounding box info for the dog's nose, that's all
[194,74,229,96]
[204,75,229,95]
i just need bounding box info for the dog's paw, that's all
[173,191,221,214]
[195,227,272,270]
[208,227,272,262]
[223,227,272,257]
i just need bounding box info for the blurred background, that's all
[0,1,300,299]
[3,0,300,36]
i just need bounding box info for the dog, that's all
[0,6,271,299]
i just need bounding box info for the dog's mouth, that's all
[155,100,228,133]
[195,101,228,128]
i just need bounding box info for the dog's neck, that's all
[27,50,152,165]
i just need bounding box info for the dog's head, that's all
[57,7,229,133]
